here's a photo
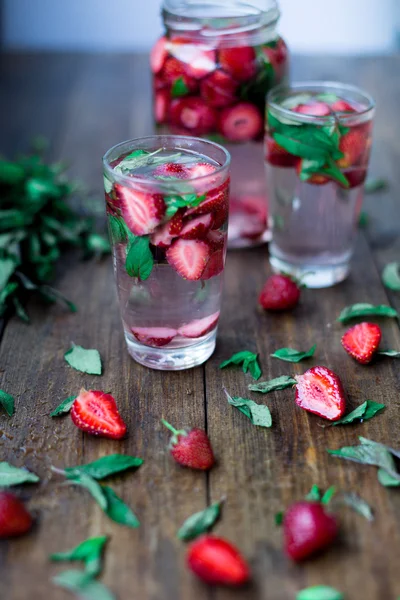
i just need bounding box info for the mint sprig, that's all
[53,569,115,600]
[337,303,398,323]
[271,344,316,363]
[64,345,102,375]
[224,388,272,428]
[248,375,296,394]
[125,235,153,281]
[331,400,385,426]
[219,350,262,380]
[50,395,77,417]
[50,536,108,578]
[65,455,143,480]
[296,585,344,600]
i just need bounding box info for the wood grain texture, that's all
[1,52,400,600]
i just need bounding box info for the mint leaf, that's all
[103,174,113,194]
[224,388,272,427]
[377,468,400,487]
[171,76,190,98]
[321,486,336,505]
[102,485,140,528]
[296,585,344,600]
[378,350,400,357]
[305,485,321,501]
[382,262,400,291]
[0,389,15,416]
[271,344,316,363]
[66,472,108,510]
[335,492,373,522]
[272,132,328,160]
[108,215,128,245]
[53,570,115,600]
[364,178,388,193]
[248,375,296,394]
[332,400,385,426]
[50,395,76,417]
[50,535,108,578]
[177,501,222,541]
[0,462,39,486]
[65,455,143,480]
[337,303,398,323]
[125,235,153,281]
[327,438,400,481]
[219,350,262,380]
[164,192,205,218]
[64,345,102,375]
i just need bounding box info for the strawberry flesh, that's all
[179,311,220,338]
[180,213,213,240]
[0,492,32,538]
[153,162,189,179]
[219,102,263,142]
[294,366,346,421]
[162,57,198,92]
[293,102,331,116]
[337,126,366,168]
[132,326,177,347]
[341,322,382,364]
[331,99,356,113]
[284,501,338,561]
[187,535,250,586]
[265,138,297,168]
[219,46,257,82]
[166,238,211,280]
[115,185,165,235]
[71,389,127,440]
[259,274,300,311]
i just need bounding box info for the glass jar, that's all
[151,0,289,248]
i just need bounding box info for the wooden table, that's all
[1,52,400,600]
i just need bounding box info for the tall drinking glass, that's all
[265,82,375,288]
[103,135,230,370]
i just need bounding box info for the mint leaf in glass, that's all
[102,485,140,528]
[296,585,344,600]
[224,388,272,427]
[0,389,15,416]
[64,345,102,375]
[219,350,262,380]
[50,536,108,578]
[108,215,128,245]
[337,303,398,323]
[0,462,39,486]
[248,375,296,394]
[66,472,108,510]
[125,235,153,281]
[382,262,400,291]
[271,344,316,363]
[177,501,222,541]
[65,455,143,480]
[272,132,328,160]
[332,400,385,426]
[50,395,76,417]
[53,570,115,600]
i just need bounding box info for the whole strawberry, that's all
[259,274,300,311]
[187,535,250,586]
[283,501,338,561]
[161,419,215,470]
[0,491,33,538]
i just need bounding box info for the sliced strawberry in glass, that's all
[219,46,257,82]
[150,36,168,74]
[162,58,198,92]
[331,99,357,113]
[166,238,211,280]
[262,37,288,81]
[176,97,218,135]
[202,248,225,279]
[200,71,237,107]
[265,138,297,167]
[168,37,216,79]
[178,311,220,338]
[180,213,214,240]
[131,326,177,347]
[150,210,184,247]
[337,125,367,168]
[115,185,166,235]
[293,102,331,116]
[153,162,189,179]
[295,160,330,185]
[219,102,263,141]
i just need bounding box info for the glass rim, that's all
[102,134,231,188]
[267,81,375,123]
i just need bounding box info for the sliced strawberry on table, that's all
[162,57,198,92]
[202,248,225,279]
[337,126,366,168]
[115,185,166,235]
[179,311,220,338]
[180,213,213,239]
[0,492,33,538]
[284,501,338,561]
[161,419,215,470]
[294,366,346,421]
[187,535,250,586]
[259,274,300,311]
[219,102,263,141]
[175,97,218,135]
[293,102,331,116]
[265,138,297,167]
[200,70,237,107]
[132,326,177,347]
[219,45,257,82]
[150,36,168,74]
[341,322,381,364]
[71,389,127,439]
[153,162,189,179]
[154,89,170,124]
[166,238,211,280]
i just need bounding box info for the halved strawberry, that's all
[154,89,170,124]
[132,326,177,347]
[168,38,216,79]
[293,102,331,116]
[150,210,184,247]
[180,213,213,239]
[219,103,263,142]
[265,138,297,167]
[115,185,166,235]
[153,162,189,179]
[166,238,211,280]
[175,97,218,135]
[186,162,217,179]
[150,36,168,74]
[331,99,356,113]
[71,389,127,439]
[294,366,346,421]
[200,70,237,107]
[202,248,225,279]
[219,46,257,82]
[162,58,198,92]
[341,322,381,364]
[179,311,220,338]
[186,187,227,219]
[337,126,366,168]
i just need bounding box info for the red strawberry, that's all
[150,36,168,74]
[162,58,198,93]
[71,389,127,440]
[331,99,356,113]
[200,70,237,107]
[219,46,257,82]
[0,492,32,538]
[337,127,365,168]
[186,161,217,179]
[187,535,250,585]
[284,501,338,561]
[150,212,184,248]
[259,274,300,311]
[295,159,329,185]
[154,89,170,124]
[179,311,220,338]
[219,103,263,142]
[132,326,177,347]
[186,187,227,221]
[115,185,165,235]
[293,102,331,116]
[161,419,215,470]
[294,366,346,421]
[168,38,216,79]
[180,213,213,239]
[153,162,189,179]
[341,322,381,364]
[265,138,297,168]
[342,167,367,189]
[175,97,218,135]
[202,249,225,279]
[166,238,211,280]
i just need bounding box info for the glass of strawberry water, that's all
[103,135,230,370]
[265,82,375,288]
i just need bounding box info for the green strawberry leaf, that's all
[296,585,344,600]
[248,375,296,394]
[50,535,108,578]
[321,486,336,505]
[364,178,388,193]
[65,455,143,480]
[171,76,190,98]
[382,262,400,291]
[0,462,40,486]
[125,235,153,281]
[337,303,398,323]
[305,484,321,501]
[50,395,77,417]
[177,501,222,541]
[102,485,140,528]
[53,570,115,600]
[64,345,102,375]
[271,344,316,363]
[220,350,262,380]
[332,400,385,426]
[0,389,15,416]
[224,388,272,427]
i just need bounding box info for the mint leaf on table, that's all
[65,455,143,480]
[50,536,108,578]
[125,235,153,280]
[64,345,102,375]
[219,351,262,380]
[382,262,400,291]
[377,468,400,487]
[378,350,400,357]
[224,388,272,428]
[305,484,321,501]
[327,437,400,482]
[0,462,39,486]
[364,178,388,193]
[50,395,76,417]
[271,344,316,363]
[337,303,398,323]
[66,472,108,510]
[334,492,373,522]
[248,375,296,394]
[0,389,15,416]
[171,76,190,98]
[177,500,222,541]
[101,485,140,528]
[296,585,344,600]
[53,570,115,600]
[332,400,385,426]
